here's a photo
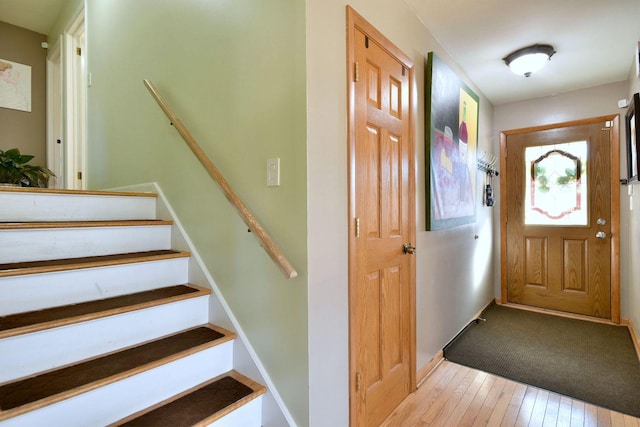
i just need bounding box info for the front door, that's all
[347,7,416,426]
[502,116,620,320]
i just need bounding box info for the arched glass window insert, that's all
[524,141,588,225]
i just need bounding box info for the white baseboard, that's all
[622,317,640,362]
[416,298,495,386]
[111,182,295,427]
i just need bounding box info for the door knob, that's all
[402,243,416,255]
[597,218,607,225]
[595,231,607,239]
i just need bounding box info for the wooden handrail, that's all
[144,79,298,279]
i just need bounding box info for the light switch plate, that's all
[267,158,280,187]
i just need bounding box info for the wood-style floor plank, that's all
[557,395,574,426]
[514,386,537,425]
[598,406,613,427]
[585,403,599,427]
[499,381,526,426]
[460,373,497,426]
[438,367,479,425]
[382,361,640,427]
[542,392,561,426]
[471,376,507,427]
[421,363,472,424]
[571,400,586,426]
[529,388,550,426]
[484,379,515,426]
[443,370,488,427]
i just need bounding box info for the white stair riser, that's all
[0,193,156,222]
[0,188,266,427]
[0,296,209,384]
[0,258,189,316]
[0,225,171,263]
[208,396,262,427]
[0,341,234,427]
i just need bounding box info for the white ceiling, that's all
[1,0,639,106]
[404,0,640,105]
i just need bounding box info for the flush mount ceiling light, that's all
[503,44,556,77]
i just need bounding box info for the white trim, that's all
[63,8,86,190]
[622,317,640,362]
[109,182,297,427]
[46,38,63,188]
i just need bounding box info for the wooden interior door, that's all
[502,117,620,320]
[347,7,416,426]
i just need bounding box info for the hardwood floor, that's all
[381,360,640,426]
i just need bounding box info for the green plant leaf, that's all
[0,148,55,187]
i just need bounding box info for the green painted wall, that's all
[85,0,308,424]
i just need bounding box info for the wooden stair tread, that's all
[0,187,157,198]
[0,220,172,230]
[115,371,265,426]
[0,190,264,425]
[0,326,230,415]
[0,284,208,338]
[0,250,190,277]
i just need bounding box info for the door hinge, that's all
[77,171,82,180]
[354,62,360,82]
[402,66,406,76]
[356,372,362,392]
[76,47,82,56]
[355,217,361,237]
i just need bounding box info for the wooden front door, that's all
[347,7,416,427]
[501,116,620,320]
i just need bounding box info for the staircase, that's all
[0,187,266,426]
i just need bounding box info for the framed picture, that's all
[636,41,639,80]
[0,58,31,112]
[425,52,479,230]
[627,93,640,182]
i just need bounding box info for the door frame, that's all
[46,38,63,188]
[64,8,86,190]
[45,6,86,190]
[499,115,621,323]
[346,6,417,425]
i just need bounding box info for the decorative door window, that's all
[524,141,588,225]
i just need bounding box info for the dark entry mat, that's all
[444,304,640,417]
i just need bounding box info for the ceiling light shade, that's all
[503,44,555,77]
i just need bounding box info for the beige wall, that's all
[626,70,640,335]
[307,1,496,425]
[0,21,47,166]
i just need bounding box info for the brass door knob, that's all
[402,243,416,255]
